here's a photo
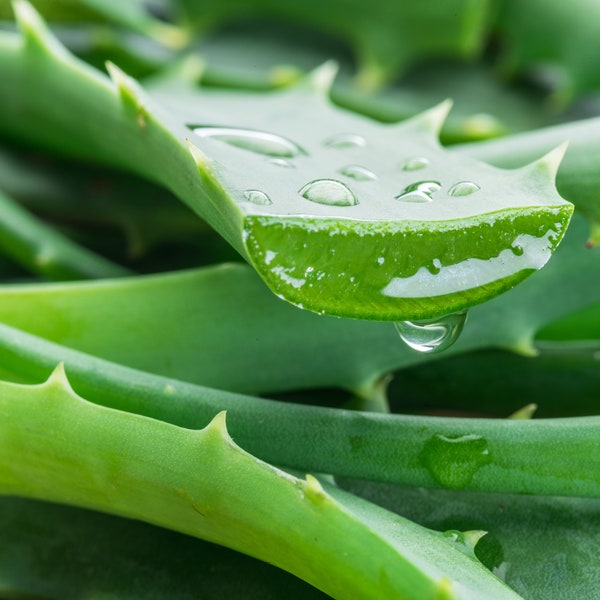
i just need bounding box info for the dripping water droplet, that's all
[243,190,272,205]
[394,311,466,353]
[190,126,304,158]
[339,164,377,181]
[401,157,429,171]
[420,433,491,489]
[511,244,524,256]
[323,133,366,149]
[449,181,480,197]
[299,179,358,207]
[395,180,441,203]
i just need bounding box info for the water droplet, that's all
[401,157,429,171]
[395,311,466,353]
[339,165,377,181]
[299,179,358,207]
[190,126,304,158]
[268,158,294,168]
[443,530,463,544]
[449,181,480,197]
[442,530,487,559]
[421,433,491,489]
[511,244,524,256]
[243,190,272,205]
[323,133,366,149]
[395,180,441,203]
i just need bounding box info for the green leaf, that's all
[0,497,328,599]
[495,0,600,106]
[0,213,594,398]
[0,311,599,497]
[0,3,573,320]
[0,366,520,599]
[340,480,600,600]
[0,187,132,279]
[458,112,600,246]
[174,0,493,88]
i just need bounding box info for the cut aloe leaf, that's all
[180,94,572,321]
[0,3,573,320]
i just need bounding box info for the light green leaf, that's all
[0,366,520,600]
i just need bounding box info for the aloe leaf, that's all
[0,366,520,600]
[0,212,595,398]
[391,342,600,418]
[457,113,600,245]
[0,3,573,320]
[0,187,132,279]
[0,0,185,48]
[0,496,328,600]
[495,0,600,106]
[174,0,493,88]
[339,480,600,600]
[0,314,598,498]
[0,144,213,259]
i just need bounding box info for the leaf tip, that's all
[205,410,230,438]
[526,140,569,182]
[304,473,327,503]
[13,0,64,55]
[402,99,453,138]
[44,362,74,393]
[186,138,211,169]
[508,403,538,420]
[306,60,339,97]
[106,61,148,126]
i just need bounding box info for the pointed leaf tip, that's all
[401,99,453,138]
[306,61,339,96]
[208,410,228,431]
[508,403,538,420]
[304,474,328,504]
[528,140,569,181]
[44,362,73,392]
[186,138,211,169]
[13,0,65,55]
[106,61,148,125]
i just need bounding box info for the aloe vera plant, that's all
[1,2,600,599]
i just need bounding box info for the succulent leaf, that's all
[0,368,521,600]
[0,3,573,320]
